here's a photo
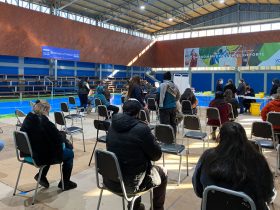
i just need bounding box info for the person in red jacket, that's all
[208,91,230,140]
[261,87,280,132]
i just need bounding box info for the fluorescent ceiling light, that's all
[140,5,145,10]
[169,18,173,22]
[219,0,225,3]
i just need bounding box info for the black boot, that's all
[58,166,77,191]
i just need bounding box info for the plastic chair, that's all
[54,111,85,152]
[13,131,64,205]
[60,102,83,125]
[206,107,221,139]
[95,149,154,210]
[97,105,111,120]
[68,96,84,113]
[155,124,188,185]
[15,109,26,130]
[202,185,256,210]
[139,110,155,130]
[227,103,237,122]
[267,112,280,141]
[147,98,158,121]
[183,115,208,151]
[88,120,111,166]
[251,121,275,150]
[181,100,193,115]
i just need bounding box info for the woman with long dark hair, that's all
[193,122,275,210]
[128,76,150,122]
[180,88,198,114]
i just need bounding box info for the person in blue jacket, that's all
[94,86,119,115]
[0,140,4,152]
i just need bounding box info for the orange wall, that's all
[0,3,153,66]
[137,30,280,67]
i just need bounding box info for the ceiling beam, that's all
[58,0,81,10]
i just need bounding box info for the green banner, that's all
[184,42,280,67]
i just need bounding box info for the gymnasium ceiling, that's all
[31,0,280,34]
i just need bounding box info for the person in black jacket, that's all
[224,89,239,119]
[237,79,246,114]
[223,79,237,96]
[106,99,167,210]
[78,77,90,109]
[192,122,275,210]
[215,79,223,92]
[270,78,280,96]
[20,100,77,190]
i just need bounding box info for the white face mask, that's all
[220,81,223,84]
[272,82,274,85]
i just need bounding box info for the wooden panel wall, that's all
[0,3,153,66]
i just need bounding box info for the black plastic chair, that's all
[206,107,221,139]
[147,98,158,121]
[181,100,193,115]
[88,120,111,166]
[267,112,280,141]
[227,103,237,122]
[68,96,84,113]
[251,121,275,150]
[60,102,83,125]
[97,105,111,120]
[202,185,256,210]
[54,111,85,152]
[183,115,208,151]
[15,109,26,130]
[95,149,154,210]
[13,131,64,205]
[139,110,155,130]
[155,124,188,185]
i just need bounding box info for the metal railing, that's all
[44,76,54,99]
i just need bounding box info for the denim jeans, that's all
[41,148,74,181]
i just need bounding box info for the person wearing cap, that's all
[106,99,167,210]
[261,87,280,138]
[157,71,180,133]
[20,100,77,190]
[94,85,119,115]
[270,78,280,96]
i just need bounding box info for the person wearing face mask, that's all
[215,79,224,92]
[270,78,280,96]
[237,79,246,114]
[20,100,77,191]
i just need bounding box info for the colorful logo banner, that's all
[184,42,280,67]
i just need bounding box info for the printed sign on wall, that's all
[184,42,280,67]
[42,46,80,61]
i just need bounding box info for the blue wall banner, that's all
[42,46,80,61]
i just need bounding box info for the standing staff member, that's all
[78,77,90,109]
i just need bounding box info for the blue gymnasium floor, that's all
[0,94,122,115]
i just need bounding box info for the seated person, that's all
[208,91,230,140]
[0,140,4,152]
[193,122,275,210]
[94,86,119,115]
[243,84,256,113]
[261,87,280,140]
[180,88,198,114]
[20,100,77,190]
[224,89,239,119]
[106,99,167,210]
